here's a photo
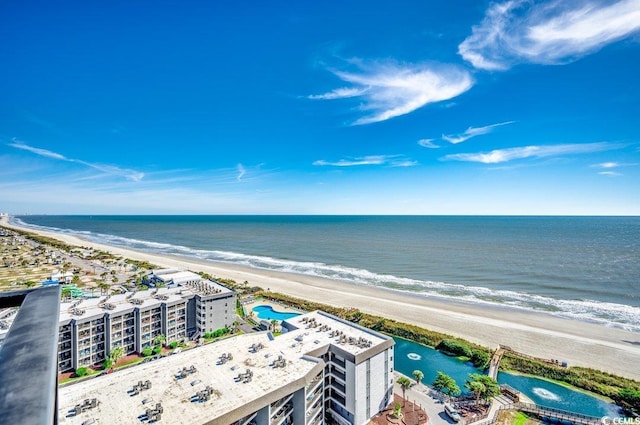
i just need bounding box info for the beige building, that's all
[58,311,394,425]
[57,270,235,372]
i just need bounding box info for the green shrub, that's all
[204,327,230,339]
[436,339,473,357]
[471,349,490,368]
[142,347,153,357]
[75,367,88,377]
[153,346,162,355]
[169,341,179,349]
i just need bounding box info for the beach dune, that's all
[2,216,639,381]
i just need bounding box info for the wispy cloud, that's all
[459,0,640,70]
[594,161,621,168]
[313,154,417,167]
[308,87,369,100]
[443,142,617,163]
[590,161,637,175]
[442,121,515,144]
[418,138,440,149]
[8,139,144,181]
[309,60,473,125]
[237,163,246,181]
[598,170,622,176]
[10,141,68,160]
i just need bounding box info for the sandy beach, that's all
[3,216,640,381]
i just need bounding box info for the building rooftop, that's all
[58,311,393,424]
[58,275,233,323]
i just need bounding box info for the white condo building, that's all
[57,270,236,372]
[58,310,395,425]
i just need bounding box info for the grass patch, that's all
[513,412,530,425]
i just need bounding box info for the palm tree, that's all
[109,346,125,367]
[412,370,424,385]
[397,376,412,406]
[465,373,500,402]
[466,380,486,402]
[153,334,166,347]
[97,281,110,295]
[61,287,72,301]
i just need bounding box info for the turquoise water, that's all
[497,372,620,416]
[394,336,480,389]
[393,337,620,416]
[252,305,300,321]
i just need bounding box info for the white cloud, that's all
[391,160,419,167]
[598,170,622,176]
[443,142,617,163]
[595,161,620,168]
[237,163,246,181]
[459,0,640,70]
[308,87,369,100]
[10,140,68,160]
[418,138,440,149]
[313,154,417,167]
[309,61,473,124]
[8,139,144,182]
[442,121,515,144]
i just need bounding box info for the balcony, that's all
[270,403,293,425]
[332,381,346,395]
[332,356,346,369]
[330,367,346,382]
[270,394,293,415]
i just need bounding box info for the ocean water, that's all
[12,215,640,331]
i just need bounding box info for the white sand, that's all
[3,216,640,381]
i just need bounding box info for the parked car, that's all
[444,404,461,422]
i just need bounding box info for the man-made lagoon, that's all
[252,305,301,321]
[393,336,619,416]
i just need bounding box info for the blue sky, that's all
[1,0,639,215]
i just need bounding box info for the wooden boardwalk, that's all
[487,347,506,379]
[497,403,601,425]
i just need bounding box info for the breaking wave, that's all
[11,217,640,332]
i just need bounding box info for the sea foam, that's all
[11,217,640,332]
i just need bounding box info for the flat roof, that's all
[59,288,189,323]
[58,332,321,424]
[57,311,393,424]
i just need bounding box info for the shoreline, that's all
[3,216,640,381]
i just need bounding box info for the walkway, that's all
[496,403,601,425]
[487,347,506,380]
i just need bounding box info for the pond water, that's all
[392,336,620,416]
[497,372,620,416]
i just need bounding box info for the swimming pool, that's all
[252,305,300,321]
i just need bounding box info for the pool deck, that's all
[243,297,306,319]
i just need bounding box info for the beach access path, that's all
[3,216,639,381]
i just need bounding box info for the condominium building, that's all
[57,310,395,425]
[57,270,235,372]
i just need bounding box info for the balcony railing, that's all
[0,286,61,425]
